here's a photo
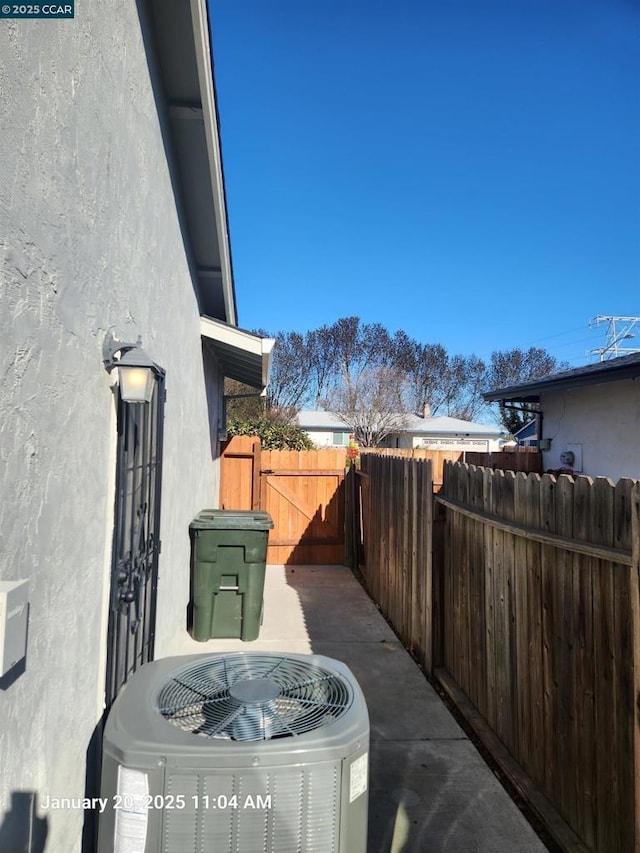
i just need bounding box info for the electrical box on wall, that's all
[566,444,583,473]
[0,580,29,677]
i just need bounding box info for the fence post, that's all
[252,439,262,510]
[344,466,356,569]
[432,495,446,670]
[631,483,640,853]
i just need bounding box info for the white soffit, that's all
[200,315,275,390]
[190,0,237,325]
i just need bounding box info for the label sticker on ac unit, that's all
[349,752,368,802]
[113,766,149,853]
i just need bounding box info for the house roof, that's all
[401,414,503,436]
[484,352,640,403]
[513,419,538,438]
[296,411,350,430]
[295,410,503,437]
[201,317,274,391]
[147,0,236,324]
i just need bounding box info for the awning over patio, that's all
[200,315,274,391]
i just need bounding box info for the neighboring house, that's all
[295,410,355,447]
[295,410,504,451]
[513,418,539,447]
[0,4,272,851]
[395,414,504,451]
[484,353,640,480]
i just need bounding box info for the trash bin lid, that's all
[191,509,274,531]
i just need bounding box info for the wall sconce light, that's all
[103,331,157,403]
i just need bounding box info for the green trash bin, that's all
[190,510,274,642]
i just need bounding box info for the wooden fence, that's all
[359,447,460,490]
[347,453,434,673]
[435,462,640,853]
[360,446,542,484]
[347,453,640,853]
[464,447,542,473]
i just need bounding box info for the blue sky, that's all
[209,0,640,366]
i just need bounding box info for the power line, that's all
[521,324,591,348]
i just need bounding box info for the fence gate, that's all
[260,451,345,565]
[220,439,346,564]
[105,371,165,711]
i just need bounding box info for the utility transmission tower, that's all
[590,315,640,361]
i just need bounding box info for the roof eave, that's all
[146,0,237,325]
[201,315,274,391]
[190,0,237,325]
[483,356,640,402]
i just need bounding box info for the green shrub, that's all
[227,416,314,451]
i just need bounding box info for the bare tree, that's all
[437,354,489,420]
[325,365,411,447]
[261,330,312,413]
[327,317,391,399]
[448,355,488,420]
[306,325,338,406]
[260,320,563,439]
[391,332,487,419]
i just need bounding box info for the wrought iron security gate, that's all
[105,370,165,711]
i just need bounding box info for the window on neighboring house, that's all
[332,431,350,446]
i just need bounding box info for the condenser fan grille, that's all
[156,654,353,741]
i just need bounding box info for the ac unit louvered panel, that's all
[164,765,339,853]
[305,765,339,852]
[234,772,271,852]
[269,768,304,852]
[164,774,199,853]
[200,773,236,851]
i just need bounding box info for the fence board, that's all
[513,472,528,769]
[613,478,636,853]
[220,435,261,510]
[556,474,575,829]
[572,475,596,849]
[592,477,617,853]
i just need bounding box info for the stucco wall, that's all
[541,379,640,481]
[0,7,222,851]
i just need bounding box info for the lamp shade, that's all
[117,347,156,403]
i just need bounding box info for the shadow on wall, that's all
[0,725,103,853]
[81,720,104,853]
[0,792,48,853]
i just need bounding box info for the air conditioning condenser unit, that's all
[97,652,369,853]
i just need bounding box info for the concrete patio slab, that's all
[293,585,399,642]
[369,740,545,853]
[313,639,465,741]
[164,563,548,852]
[284,564,363,587]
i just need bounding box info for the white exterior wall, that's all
[414,437,500,452]
[304,428,502,452]
[0,8,223,851]
[540,379,640,481]
[304,429,346,448]
[391,434,502,452]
